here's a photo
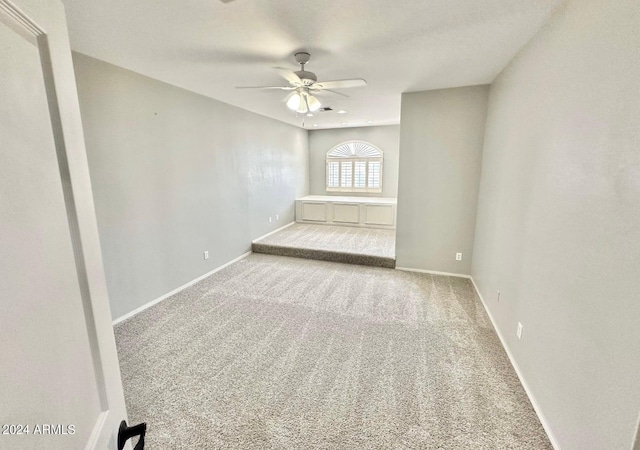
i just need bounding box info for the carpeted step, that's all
[252,242,396,268]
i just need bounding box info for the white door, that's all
[0,1,129,449]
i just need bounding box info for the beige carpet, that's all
[114,254,550,449]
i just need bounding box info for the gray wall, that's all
[73,53,309,320]
[308,125,400,198]
[395,86,489,275]
[471,0,640,448]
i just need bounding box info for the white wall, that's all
[73,53,309,320]
[471,0,640,448]
[1,5,104,446]
[396,86,489,275]
[308,125,400,198]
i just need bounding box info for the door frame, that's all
[0,1,129,448]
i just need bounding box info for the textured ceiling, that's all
[61,0,563,129]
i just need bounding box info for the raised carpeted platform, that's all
[252,223,396,268]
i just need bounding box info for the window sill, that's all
[326,188,383,194]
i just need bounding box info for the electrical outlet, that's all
[497,290,501,303]
[276,214,279,221]
[517,322,523,339]
[269,216,272,223]
[455,252,463,261]
[203,251,209,260]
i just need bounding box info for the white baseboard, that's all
[112,251,252,325]
[395,266,471,279]
[252,221,295,243]
[469,277,561,450]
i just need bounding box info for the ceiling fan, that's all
[236,52,367,114]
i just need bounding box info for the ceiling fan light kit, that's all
[236,52,366,116]
[286,89,321,114]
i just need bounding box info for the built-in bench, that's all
[295,195,397,229]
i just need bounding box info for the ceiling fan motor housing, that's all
[295,70,317,85]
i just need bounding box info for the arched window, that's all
[326,141,383,193]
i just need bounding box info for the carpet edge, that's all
[112,251,252,325]
[470,276,561,450]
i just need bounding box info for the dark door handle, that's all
[118,420,146,450]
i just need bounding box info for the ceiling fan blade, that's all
[314,79,367,89]
[235,85,295,90]
[312,88,350,98]
[274,67,302,86]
